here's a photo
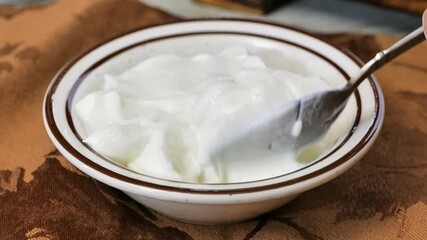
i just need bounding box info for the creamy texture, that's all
[74,47,352,183]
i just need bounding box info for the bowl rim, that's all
[43,18,384,194]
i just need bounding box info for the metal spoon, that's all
[214,27,426,161]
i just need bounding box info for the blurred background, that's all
[0,0,424,36]
[142,0,425,36]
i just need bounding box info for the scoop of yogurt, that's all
[74,46,353,183]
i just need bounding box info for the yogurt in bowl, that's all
[73,46,356,184]
[43,19,384,224]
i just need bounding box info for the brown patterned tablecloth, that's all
[1,0,427,239]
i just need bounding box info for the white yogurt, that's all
[74,47,354,183]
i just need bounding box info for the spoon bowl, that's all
[218,26,425,161]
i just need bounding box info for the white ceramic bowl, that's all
[43,19,384,224]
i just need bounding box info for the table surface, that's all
[0,0,426,239]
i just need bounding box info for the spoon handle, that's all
[349,27,426,90]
